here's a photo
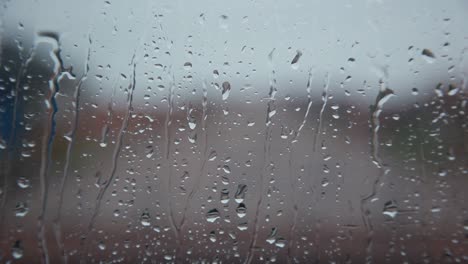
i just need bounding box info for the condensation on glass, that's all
[0,0,467,263]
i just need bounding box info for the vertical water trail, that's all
[176,79,210,259]
[80,54,137,262]
[245,48,277,264]
[313,72,331,152]
[418,136,430,257]
[156,12,180,260]
[165,73,180,261]
[295,70,314,140]
[164,73,174,160]
[37,31,75,264]
[54,35,92,264]
[287,69,313,263]
[360,79,394,263]
[79,4,151,258]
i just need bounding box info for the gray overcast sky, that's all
[2,0,468,107]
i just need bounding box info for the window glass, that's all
[0,1,467,263]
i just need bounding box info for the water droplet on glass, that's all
[438,169,447,177]
[0,139,6,150]
[145,145,154,159]
[15,202,29,217]
[98,241,106,250]
[140,211,151,226]
[12,241,23,259]
[422,48,435,63]
[17,177,30,188]
[236,203,246,218]
[220,189,229,204]
[188,119,196,130]
[209,231,217,242]
[222,165,231,174]
[183,62,192,70]
[208,150,217,161]
[219,15,229,29]
[234,184,247,203]
[266,228,278,244]
[291,50,302,69]
[275,238,286,248]
[237,222,248,231]
[206,208,220,223]
[383,200,398,218]
[221,81,231,100]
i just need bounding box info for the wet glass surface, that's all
[0,0,467,263]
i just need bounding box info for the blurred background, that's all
[0,0,467,263]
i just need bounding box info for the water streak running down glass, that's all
[0,0,467,263]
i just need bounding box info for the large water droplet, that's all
[221,81,231,100]
[222,165,231,174]
[208,150,217,161]
[422,48,435,63]
[266,227,277,244]
[206,208,220,223]
[235,184,247,203]
[382,200,398,218]
[183,62,192,70]
[236,203,246,218]
[291,50,302,69]
[140,211,151,226]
